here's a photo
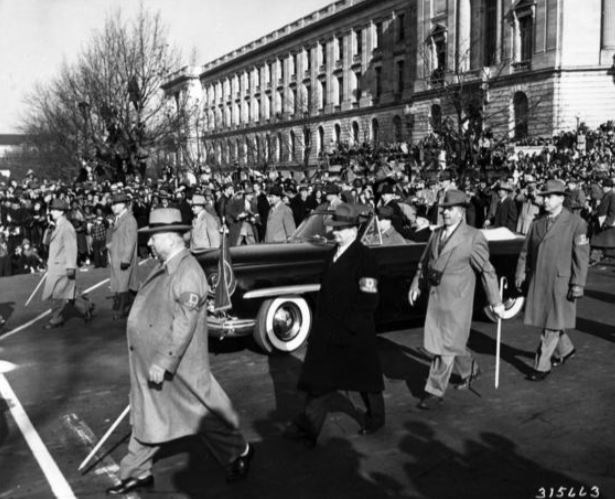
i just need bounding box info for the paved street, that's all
[0,263,614,499]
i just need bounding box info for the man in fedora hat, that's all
[107,192,139,320]
[41,198,94,329]
[409,190,505,409]
[186,194,220,252]
[284,203,385,446]
[107,208,253,495]
[485,180,518,232]
[515,179,589,381]
[264,185,296,243]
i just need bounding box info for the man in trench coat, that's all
[409,190,504,409]
[41,198,93,328]
[515,180,589,381]
[185,193,220,252]
[264,186,296,243]
[284,203,385,447]
[107,208,253,495]
[107,192,139,319]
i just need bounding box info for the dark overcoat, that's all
[107,210,139,293]
[591,190,615,248]
[298,239,384,394]
[515,209,589,330]
[127,249,239,444]
[493,196,518,232]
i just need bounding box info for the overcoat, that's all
[190,209,220,252]
[41,216,77,301]
[126,249,239,444]
[591,190,615,248]
[264,202,296,243]
[107,210,139,293]
[493,196,518,232]
[411,222,500,356]
[515,209,589,330]
[298,239,384,394]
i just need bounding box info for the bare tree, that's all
[21,6,183,181]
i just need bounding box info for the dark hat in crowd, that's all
[603,178,614,188]
[439,190,469,208]
[324,203,362,228]
[380,183,396,195]
[111,192,130,205]
[223,182,234,191]
[323,183,340,195]
[537,179,567,196]
[268,185,284,197]
[49,198,70,211]
[138,208,191,234]
[497,181,514,192]
[377,205,395,221]
[439,170,453,181]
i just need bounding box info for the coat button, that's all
[129,345,134,351]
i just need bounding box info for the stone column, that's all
[457,0,471,71]
[603,0,615,49]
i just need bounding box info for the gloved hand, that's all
[491,302,506,318]
[567,285,584,301]
[66,268,76,280]
[120,262,130,271]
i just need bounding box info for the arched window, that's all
[318,126,325,154]
[255,135,261,163]
[371,118,379,144]
[393,115,403,142]
[431,104,442,133]
[334,123,341,145]
[226,139,232,163]
[290,131,296,161]
[352,121,360,144]
[303,127,311,163]
[513,91,529,140]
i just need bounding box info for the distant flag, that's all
[213,219,236,312]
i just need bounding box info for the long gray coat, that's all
[42,216,77,301]
[264,202,296,243]
[515,209,589,330]
[412,222,500,356]
[107,210,139,293]
[126,249,239,444]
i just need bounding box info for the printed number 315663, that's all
[535,486,599,498]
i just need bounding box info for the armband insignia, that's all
[359,277,378,294]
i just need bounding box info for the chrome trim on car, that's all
[243,284,321,300]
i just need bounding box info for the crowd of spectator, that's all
[1,121,615,278]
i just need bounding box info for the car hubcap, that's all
[272,304,301,342]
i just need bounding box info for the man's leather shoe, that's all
[106,475,154,495]
[526,370,550,381]
[552,349,576,367]
[84,304,95,323]
[417,394,443,410]
[226,443,254,482]
[281,423,317,448]
[455,367,482,390]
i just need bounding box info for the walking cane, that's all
[78,404,130,472]
[25,272,47,307]
[494,277,507,389]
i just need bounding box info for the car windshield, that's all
[289,210,333,243]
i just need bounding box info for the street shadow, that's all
[376,336,431,398]
[171,436,394,498]
[0,302,15,328]
[576,317,615,344]
[584,288,615,304]
[397,421,589,499]
[468,329,535,376]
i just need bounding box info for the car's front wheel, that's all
[253,296,312,353]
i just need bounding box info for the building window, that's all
[352,121,360,144]
[428,25,447,82]
[393,115,403,142]
[265,95,272,119]
[354,28,363,56]
[275,133,282,162]
[354,71,362,102]
[374,66,382,100]
[255,98,261,122]
[371,118,379,144]
[334,124,341,145]
[303,127,311,163]
[431,104,442,133]
[320,80,327,109]
[318,126,325,155]
[396,60,405,94]
[374,21,383,49]
[278,58,285,82]
[291,88,297,115]
[337,76,343,105]
[277,90,284,114]
[290,130,296,161]
[513,91,529,139]
[267,62,273,84]
[513,1,535,63]
[483,1,497,66]
[518,15,533,61]
[305,47,312,72]
[305,84,312,112]
[397,13,406,41]
[336,35,344,62]
[254,68,260,88]
[320,41,327,68]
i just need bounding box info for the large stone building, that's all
[163,0,615,169]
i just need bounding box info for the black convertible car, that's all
[196,210,525,353]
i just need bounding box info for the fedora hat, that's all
[191,194,206,206]
[49,198,70,211]
[324,203,361,228]
[138,208,191,234]
[439,190,469,208]
[268,185,284,197]
[111,192,130,205]
[537,179,566,196]
[497,181,514,192]
[324,183,341,195]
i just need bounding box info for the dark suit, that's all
[492,196,518,232]
[296,239,384,437]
